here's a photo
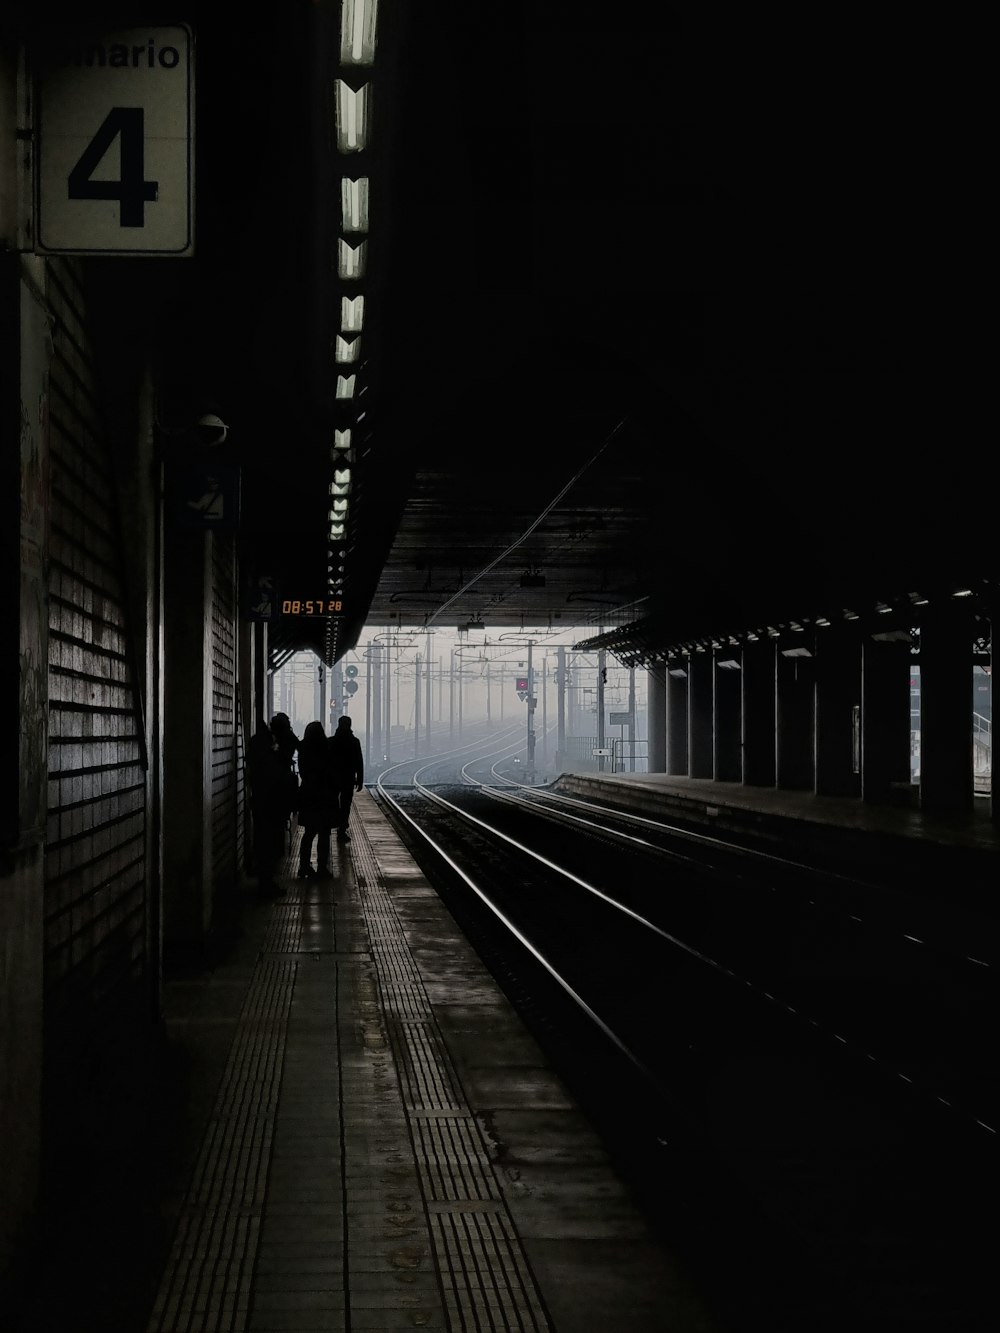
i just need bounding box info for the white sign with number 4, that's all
[35,25,194,255]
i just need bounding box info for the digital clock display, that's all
[281,599,344,616]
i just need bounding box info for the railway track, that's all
[367,733,993,1333]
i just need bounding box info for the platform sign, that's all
[244,572,277,622]
[609,711,632,725]
[167,462,240,530]
[35,26,195,255]
[592,748,611,757]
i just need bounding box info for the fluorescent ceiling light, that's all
[341,295,365,332]
[328,523,345,539]
[717,659,741,670]
[952,588,973,597]
[341,0,379,65]
[781,646,813,658]
[332,499,348,515]
[334,468,351,485]
[336,374,356,399]
[329,482,349,496]
[341,177,370,232]
[335,81,370,152]
[338,239,367,279]
[336,334,360,363]
[334,429,351,451]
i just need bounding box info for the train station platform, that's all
[8,791,718,1333]
[551,772,1000,902]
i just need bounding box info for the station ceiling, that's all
[20,3,985,668]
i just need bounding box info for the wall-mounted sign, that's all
[35,25,195,255]
[244,573,277,622]
[166,462,240,530]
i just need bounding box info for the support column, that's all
[742,637,776,786]
[596,649,605,773]
[163,529,213,944]
[252,622,267,731]
[862,636,911,802]
[647,664,666,772]
[776,635,815,790]
[815,625,862,797]
[666,658,688,774]
[919,605,973,814]
[556,646,566,772]
[687,649,713,778]
[713,650,742,782]
[0,254,48,1279]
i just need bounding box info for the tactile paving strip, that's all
[353,816,553,1332]
[262,902,302,954]
[146,958,296,1333]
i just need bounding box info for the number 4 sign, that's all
[34,26,194,255]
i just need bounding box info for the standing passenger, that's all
[297,720,334,878]
[328,715,364,841]
[269,711,301,824]
[247,722,287,895]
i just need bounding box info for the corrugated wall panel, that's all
[44,261,147,1038]
[211,535,237,892]
[235,680,246,869]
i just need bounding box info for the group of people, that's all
[247,711,364,892]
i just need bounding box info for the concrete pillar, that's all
[646,664,666,772]
[776,635,815,789]
[815,625,862,797]
[666,659,689,774]
[919,605,973,815]
[742,637,776,786]
[162,528,214,945]
[0,254,48,1284]
[252,622,267,731]
[687,649,714,778]
[862,636,911,802]
[713,650,742,782]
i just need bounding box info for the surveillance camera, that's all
[193,413,229,447]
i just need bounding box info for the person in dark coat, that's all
[328,715,364,841]
[296,720,335,878]
[269,711,300,819]
[247,722,287,894]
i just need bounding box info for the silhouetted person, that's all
[328,715,364,841]
[247,722,286,895]
[297,720,334,878]
[269,711,301,825]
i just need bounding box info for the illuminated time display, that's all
[281,598,344,616]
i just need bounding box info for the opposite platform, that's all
[143,791,718,1333]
